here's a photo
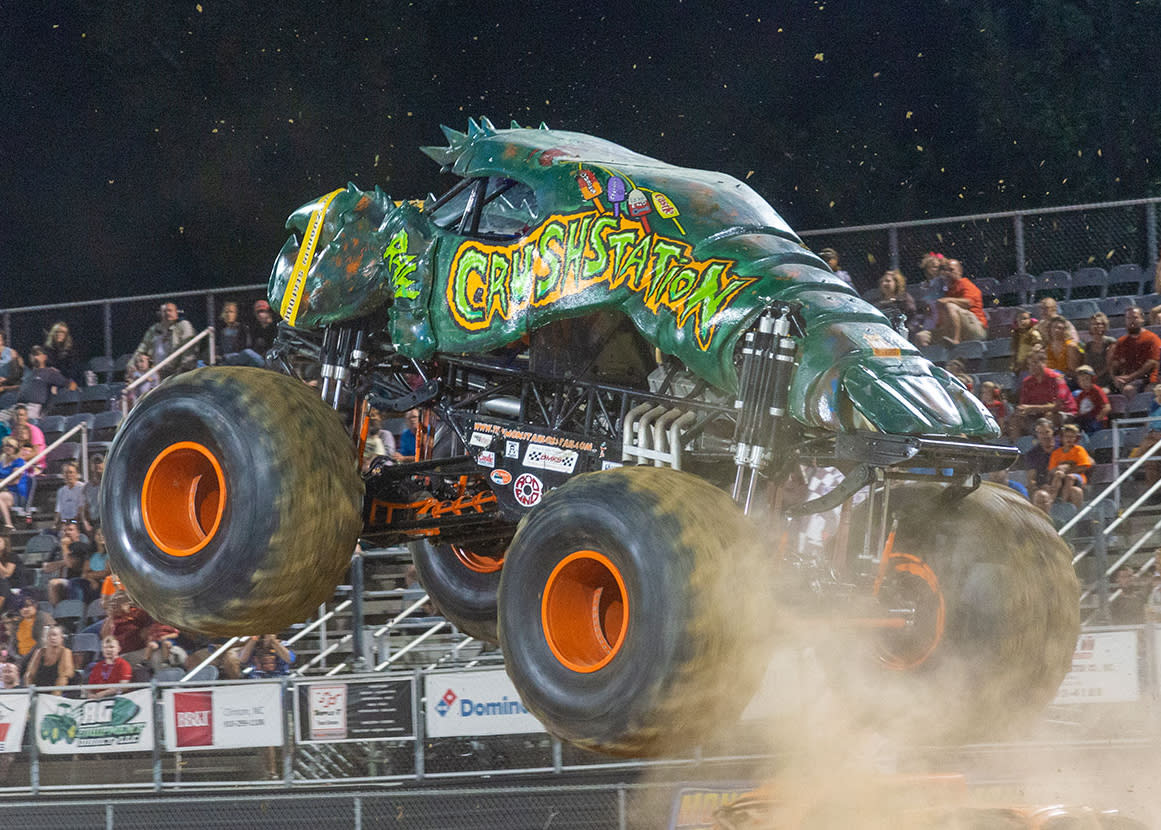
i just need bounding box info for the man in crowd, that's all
[931,258,987,345]
[1022,418,1059,493]
[1034,296,1079,343]
[1109,305,1161,397]
[53,462,86,528]
[1008,349,1077,436]
[238,633,295,677]
[11,346,75,420]
[250,300,279,358]
[135,302,196,378]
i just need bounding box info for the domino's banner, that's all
[424,669,545,737]
[163,683,283,751]
[0,692,30,753]
[36,689,155,754]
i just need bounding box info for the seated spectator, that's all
[0,537,15,615]
[123,352,160,408]
[1043,317,1081,380]
[866,270,918,333]
[817,247,854,288]
[1010,309,1043,374]
[987,468,1028,499]
[1130,384,1161,488]
[1110,565,1148,625]
[394,408,422,462]
[1044,423,1094,508]
[12,347,75,421]
[238,634,295,677]
[945,359,974,392]
[1034,297,1079,344]
[23,624,74,692]
[1151,306,1161,327]
[53,462,86,529]
[99,591,152,664]
[1082,312,1117,389]
[81,453,103,533]
[976,381,1009,427]
[368,408,396,464]
[9,593,53,666]
[215,301,265,367]
[74,526,110,605]
[44,520,93,605]
[910,252,947,345]
[1073,365,1111,434]
[135,301,196,378]
[1110,306,1161,397]
[0,437,29,531]
[250,300,279,359]
[1008,349,1077,437]
[43,321,81,384]
[0,660,20,689]
[0,332,20,392]
[1022,418,1059,493]
[140,623,188,675]
[931,258,986,345]
[85,635,132,698]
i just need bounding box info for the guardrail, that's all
[119,327,214,417]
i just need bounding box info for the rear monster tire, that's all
[409,539,504,644]
[836,481,1079,742]
[101,367,364,635]
[498,467,769,757]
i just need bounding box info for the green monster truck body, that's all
[102,120,1078,757]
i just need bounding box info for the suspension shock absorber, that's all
[318,324,361,410]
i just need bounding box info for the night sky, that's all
[3,0,1159,311]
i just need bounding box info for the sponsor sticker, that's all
[602,460,623,470]
[505,440,520,459]
[173,690,214,748]
[477,450,495,468]
[469,431,493,448]
[523,444,579,474]
[490,469,512,485]
[512,473,544,507]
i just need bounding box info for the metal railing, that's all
[119,327,214,417]
[0,422,90,492]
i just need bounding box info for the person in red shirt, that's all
[1009,349,1077,437]
[1110,306,1161,396]
[99,591,153,664]
[1073,365,1110,433]
[1046,423,1094,508]
[932,258,987,345]
[86,636,132,699]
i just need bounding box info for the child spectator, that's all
[1045,423,1094,508]
[817,247,854,287]
[250,300,279,358]
[1022,418,1059,492]
[85,636,132,698]
[1082,312,1117,389]
[239,633,295,677]
[976,381,1009,426]
[123,352,159,408]
[1010,309,1043,373]
[1073,366,1111,434]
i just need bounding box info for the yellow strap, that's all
[280,188,344,326]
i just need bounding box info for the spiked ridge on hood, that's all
[420,117,549,172]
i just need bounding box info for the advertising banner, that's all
[36,689,155,755]
[1053,630,1141,704]
[424,669,544,738]
[163,683,283,751]
[0,692,30,753]
[294,677,414,743]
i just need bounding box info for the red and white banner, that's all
[0,691,30,753]
[163,683,283,751]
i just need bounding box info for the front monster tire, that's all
[409,539,504,644]
[101,367,364,635]
[498,467,769,758]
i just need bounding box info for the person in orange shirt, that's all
[1046,423,1094,508]
[932,258,987,345]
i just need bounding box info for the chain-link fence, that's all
[799,197,1160,295]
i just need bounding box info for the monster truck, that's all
[101,119,1079,757]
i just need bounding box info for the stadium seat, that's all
[64,413,95,440]
[112,353,135,377]
[998,274,1034,306]
[1126,394,1153,416]
[919,343,948,364]
[91,410,122,442]
[45,388,81,416]
[1033,270,1071,301]
[72,631,100,654]
[1107,263,1145,296]
[1099,296,1137,321]
[0,390,17,410]
[21,533,57,567]
[86,355,115,383]
[1070,267,1108,300]
[1086,430,1121,464]
[948,340,985,371]
[43,441,80,475]
[983,339,1013,371]
[79,384,115,413]
[975,371,1017,393]
[975,277,1000,306]
[85,597,106,623]
[986,306,1021,339]
[53,599,85,630]
[37,415,67,444]
[1059,298,1100,322]
[155,667,186,683]
[1108,394,1128,419]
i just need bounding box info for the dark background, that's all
[3,0,1159,310]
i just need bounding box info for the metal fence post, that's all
[354,795,363,830]
[1147,202,1158,272]
[1092,517,1112,624]
[282,675,293,786]
[1014,213,1027,275]
[618,783,628,830]
[106,802,114,830]
[151,678,162,791]
[102,302,113,360]
[887,225,899,271]
[350,551,367,670]
[414,668,425,782]
[28,689,38,794]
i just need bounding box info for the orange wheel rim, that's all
[451,545,504,574]
[541,550,629,673]
[141,441,226,557]
[877,553,946,671]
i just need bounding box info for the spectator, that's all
[368,407,396,462]
[0,537,15,614]
[987,468,1029,499]
[140,624,187,675]
[1010,309,1044,374]
[1009,349,1077,437]
[931,258,986,345]
[1129,383,1161,488]
[43,321,81,383]
[135,301,196,378]
[43,520,93,605]
[0,437,30,530]
[9,406,45,465]
[250,300,279,359]
[1043,316,1081,380]
[0,332,18,386]
[53,462,86,528]
[976,381,1009,425]
[23,624,74,692]
[0,346,21,394]
[1045,423,1094,508]
[85,635,131,698]
[0,660,20,689]
[13,346,76,420]
[1073,366,1111,434]
[99,591,152,664]
[239,633,295,677]
[1150,306,1161,327]
[911,252,947,345]
[215,301,265,367]
[1109,306,1161,397]
[817,247,854,288]
[123,352,160,408]
[81,453,103,533]
[10,593,53,666]
[395,408,421,462]
[1034,297,1079,343]
[867,270,918,329]
[1022,418,1058,492]
[1082,312,1117,389]
[945,359,974,392]
[75,526,110,605]
[1110,566,1148,625]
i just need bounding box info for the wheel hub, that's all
[141,441,226,557]
[541,550,628,673]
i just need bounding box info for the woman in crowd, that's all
[23,624,74,691]
[0,537,15,615]
[1043,316,1082,380]
[10,594,53,667]
[1081,312,1117,389]
[43,321,80,383]
[1010,309,1043,374]
[215,301,265,367]
[910,252,947,346]
[867,269,918,334]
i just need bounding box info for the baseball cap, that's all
[1076,365,1095,375]
[253,299,272,313]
